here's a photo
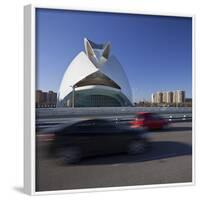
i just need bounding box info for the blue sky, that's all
[36,8,192,102]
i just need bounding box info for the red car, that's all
[130,112,169,130]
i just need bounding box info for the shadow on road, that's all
[74,141,192,166]
[153,126,192,133]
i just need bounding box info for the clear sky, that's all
[36,8,192,102]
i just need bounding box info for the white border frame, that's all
[24,5,36,195]
[24,4,195,195]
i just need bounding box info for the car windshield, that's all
[149,113,162,119]
[61,119,117,134]
[136,113,162,120]
[136,114,145,119]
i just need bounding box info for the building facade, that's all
[174,90,185,104]
[166,91,173,103]
[57,38,133,107]
[151,90,185,104]
[36,90,57,108]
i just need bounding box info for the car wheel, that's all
[127,140,147,155]
[57,146,81,164]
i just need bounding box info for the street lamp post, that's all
[70,85,77,108]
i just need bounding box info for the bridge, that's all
[36,107,192,130]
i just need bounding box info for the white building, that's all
[57,38,133,107]
[166,91,173,103]
[173,90,185,103]
[151,93,155,103]
[151,90,185,104]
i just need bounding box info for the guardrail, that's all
[115,116,192,123]
[36,114,192,130]
[36,107,192,119]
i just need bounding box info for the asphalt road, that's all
[36,122,192,192]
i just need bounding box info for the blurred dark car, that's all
[130,112,169,130]
[37,119,150,164]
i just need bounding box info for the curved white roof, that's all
[58,39,132,104]
[100,55,132,101]
[58,51,98,101]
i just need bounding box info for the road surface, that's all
[36,121,192,192]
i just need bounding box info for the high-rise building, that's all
[36,90,43,105]
[162,92,167,103]
[151,90,185,105]
[176,90,185,103]
[151,94,156,103]
[47,91,57,104]
[173,91,177,103]
[156,92,163,103]
[151,92,163,104]
[166,91,173,103]
[42,92,48,103]
[36,90,57,107]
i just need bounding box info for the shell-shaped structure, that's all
[57,38,132,107]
